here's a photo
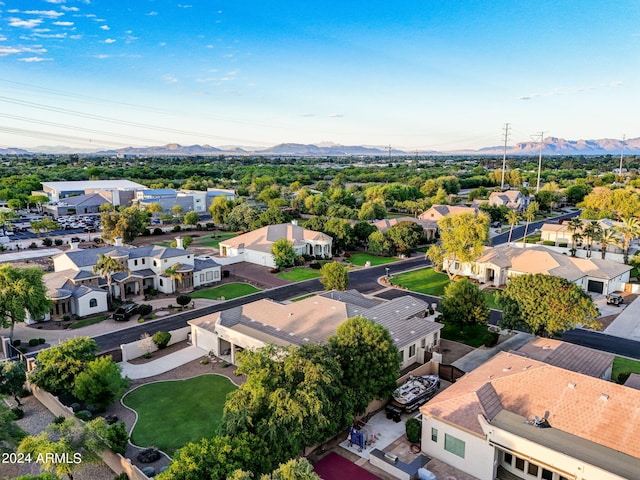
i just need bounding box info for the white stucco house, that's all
[418,204,478,223]
[189,289,442,369]
[488,190,531,212]
[540,219,625,255]
[420,351,640,480]
[44,237,220,320]
[449,245,631,295]
[217,222,332,268]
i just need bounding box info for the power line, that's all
[500,123,511,189]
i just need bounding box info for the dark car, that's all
[113,303,138,321]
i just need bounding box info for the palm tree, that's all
[522,201,539,248]
[614,216,640,264]
[164,264,186,293]
[506,210,520,246]
[566,217,583,249]
[93,254,125,308]
[597,228,621,260]
[581,221,601,258]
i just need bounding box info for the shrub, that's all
[152,331,171,349]
[70,403,81,412]
[63,315,71,321]
[12,339,20,347]
[28,338,39,347]
[405,417,421,443]
[618,372,631,384]
[38,338,46,345]
[309,262,321,270]
[105,422,129,455]
[18,347,27,354]
[137,447,161,463]
[52,416,66,425]
[294,255,306,266]
[105,414,119,425]
[176,295,192,308]
[542,240,556,246]
[558,242,568,248]
[54,238,64,246]
[75,410,92,421]
[200,358,209,365]
[153,227,163,235]
[93,237,103,244]
[205,222,215,229]
[11,407,24,419]
[28,242,38,249]
[137,304,153,316]
[42,237,53,247]
[113,473,129,480]
[484,331,500,347]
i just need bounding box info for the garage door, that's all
[587,280,604,294]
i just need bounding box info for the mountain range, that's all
[1,137,638,157]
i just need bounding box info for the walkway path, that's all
[119,346,206,379]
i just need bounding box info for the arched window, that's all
[89,298,98,308]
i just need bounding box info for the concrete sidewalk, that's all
[119,346,205,379]
[452,331,534,372]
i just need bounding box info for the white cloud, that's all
[45,0,67,3]
[146,11,158,16]
[33,33,67,38]
[0,46,22,56]
[100,25,110,30]
[609,81,623,87]
[61,6,79,12]
[9,18,43,28]
[94,54,109,59]
[19,56,51,62]
[70,34,83,40]
[328,113,344,118]
[24,10,65,18]
[177,4,193,8]
[163,74,178,84]
[103,38,116,43]
[53,21,74,26]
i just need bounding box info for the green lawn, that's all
[122,375,237,455]
[612,357,640,383]
[482,290,501,310]
[69,315,110,330]
[346,252,397,267]
[390,267,450,296]
[190,282,261,300]
[193,233,238,249]
[276,267,322,281]
[290,293,317,302]
[440,323,499,348]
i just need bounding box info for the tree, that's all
[358,199,387,220]
[225,204,259,232]
[323,218,354,251]
[184,210,199,226]
[18,418,102,480]
[157,433,271,480]
[506,210,520,246]
[100,205,150,243]
[426,212,490,279]
[353,221,377,247]
[146,202,164,214]
[176,295,192,309]
[367,230,392,255]
[72,356,129,409]
[0,361,27,406]
[521,201,539,247]
[328,316,400,414]
[262,458,320,480]
[27,194,49,213]
[0,402,26,454]
[0,265,50,342]
[209,196,234,227]
[171,205,185,222]
[30,337,99,395]
[386,221,423,255]
[614,216,640,264]
[271,238,296,270]
[597,228,620,260]
[497,274,599,336]
[93,254,125,306]
[320,261,349,291]
[581,221,602,258]
[566,217,583,250]
[440,278,489,329]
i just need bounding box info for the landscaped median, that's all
[190,282,261,300]
[122,375,238,456]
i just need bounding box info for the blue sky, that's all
[0,0,638,151]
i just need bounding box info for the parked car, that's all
[606,293,623,306]
[113,303,139,321]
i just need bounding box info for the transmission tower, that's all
[500,123,511,189]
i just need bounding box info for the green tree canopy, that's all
[0,361,27,406]
[183,210,200,225]
[72,356,130,409]
[271,238,296,270]
[386,221,423,255]
[426,212,490,279]
[0,265,51,342]
[440,278,489,329]
[100,205,150,243]
[320,261,349,291]
[497,274,599,336]
[209,196,234,226]
[358,199,387,221]
[328,316,400,414]
[225,204,259,232]
[30,337,99,395]
[324,218,354,251]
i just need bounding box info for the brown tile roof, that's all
[515,338,614,378]
[219,223,331,253]
[372,217,437,233]
[421,352,640,458]
[418,204,477,220]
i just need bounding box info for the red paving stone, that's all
[313,452,381,480]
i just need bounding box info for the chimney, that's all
[175,236,184,249]
[114,236,123,247]
[68,239,80,250]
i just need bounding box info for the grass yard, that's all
[390,267,450,296]
[612,356,640,384]
[440,323,499,348]
[290,293,318,302]
[122,375,237,455]
[191,282,261,300]
[346,252,397,267]
[69,314,110,330]
[482,290,501,310]
[276,267,322,281]
[193,232,238,249]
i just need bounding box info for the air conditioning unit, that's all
[384,452,398,463]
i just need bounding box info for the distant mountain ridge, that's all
[2,136,638,156]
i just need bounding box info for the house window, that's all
[541,469,553,480]
[153,260,157,266]
[398,350,404,363]
[159,279,164,286]
[431,428,437,442]
[503,452,512,466]
[142,258,145,264]
[89,299,97,308]
[214,270,220,280]
[434,332,439,344]
[527,463,538,476]
[134,259,138,266]
[515,457,525,471]
[206,271,213,281]
[409,344,416,358]
[200,274,204,282]
[421,338,426,349]
[444,434,465,458]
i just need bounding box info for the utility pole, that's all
[500,123,511,189]
[387,144,392,160]
[535,132,544,193]
[619,134,626,176]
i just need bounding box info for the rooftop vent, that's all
[384,452,398,463]
[568,382,576,389]
[600,393,609,401]
[503,366,511,372]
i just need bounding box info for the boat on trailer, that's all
[388,374,440,414]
